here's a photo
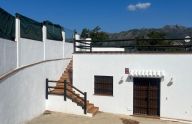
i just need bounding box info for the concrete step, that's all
[56,83,72,87]
[63,71,69,74]
[49,85,71,90]
[62,73,69,77]
[49,89,99,116]
[48,59,99,116]
[49,89,73,94]
[60,77,68,80]
[60,74,69,78]
[87,103,94,111]
[87,107,99,116]
[49,90,64,95]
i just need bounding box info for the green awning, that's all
[44,21,63,41]
[16,13,42,41]
[64,28,74,43]
[0,8,15,40]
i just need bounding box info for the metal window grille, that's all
[94,76,113,96]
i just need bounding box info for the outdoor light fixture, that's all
[118,76,124,84]
[167,77,173,87]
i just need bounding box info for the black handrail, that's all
[46,78,48,99]
[76,40,91,45]
[66,82,84,94]
[76,46,91,49]
[45,78,87,114]
[93,38,192,42]
[74,38,192,53]
[74,40,92,53]
[64,80,67,101]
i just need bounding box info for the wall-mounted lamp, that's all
[167,77,173,87]
[118,76,124,84]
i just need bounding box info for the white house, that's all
[1,7,192,124]
[73,39,192,122]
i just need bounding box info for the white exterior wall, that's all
[19,38,44,66]
[0,38,17,76]
[46,95,92,117]
[45,39,63,60]
[73,54,192,121]
[0,59,70,124]
[64,42,73,58]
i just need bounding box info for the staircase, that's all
[46,60,99,116]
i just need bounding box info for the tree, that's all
[136,31,171,46]
[80,28,90,38]
[80,26,109,41]
[92,26,101,33]
[135,31,172,51]
[147,31,167,45]
[73,29,77,34]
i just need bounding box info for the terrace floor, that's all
[27,111,187,124]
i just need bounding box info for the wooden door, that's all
[133,78,160,116]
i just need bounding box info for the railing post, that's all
[46,78,48,99]
[73,40,76,53]
[84,92,87,114]
[90,42,92,53]
[64,80,67,101]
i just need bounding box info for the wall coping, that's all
[0,58,72,82]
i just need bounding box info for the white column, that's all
[43,25,47,60]
[15,17,20,68]
[74,34,80,52]
[62,31,65,58]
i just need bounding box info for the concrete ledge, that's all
[0,58,72,82]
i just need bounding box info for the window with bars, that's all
[94,76,113,96]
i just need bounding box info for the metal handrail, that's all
[73,38,192,53]
[76,46,91,49]
[91,44,192,48]
[92,38,192,42]
[45,78,87,114]
[75,40,91,45]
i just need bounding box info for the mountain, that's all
[109,25,192,39]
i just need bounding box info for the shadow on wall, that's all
[118,76,133,85]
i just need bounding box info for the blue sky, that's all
[0,0,192,33]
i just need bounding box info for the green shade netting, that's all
[44,21,63,41]
[64,28,74,43]
[16,13,42,41]
[0,8,15,40]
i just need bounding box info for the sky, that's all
[0,0,192,33]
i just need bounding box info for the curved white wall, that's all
[64,42,73,58]
[0,59,71,124]
[0,13,75,124]
[19,38,44,66]
[45,39,64,60]
[0,38,17,76]
[0,27,73,77]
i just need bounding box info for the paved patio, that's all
[27,111,188,124]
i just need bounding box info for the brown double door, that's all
[133,78,160,116]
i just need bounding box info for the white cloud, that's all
[127,4,137,11]
[128,2,151,11]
